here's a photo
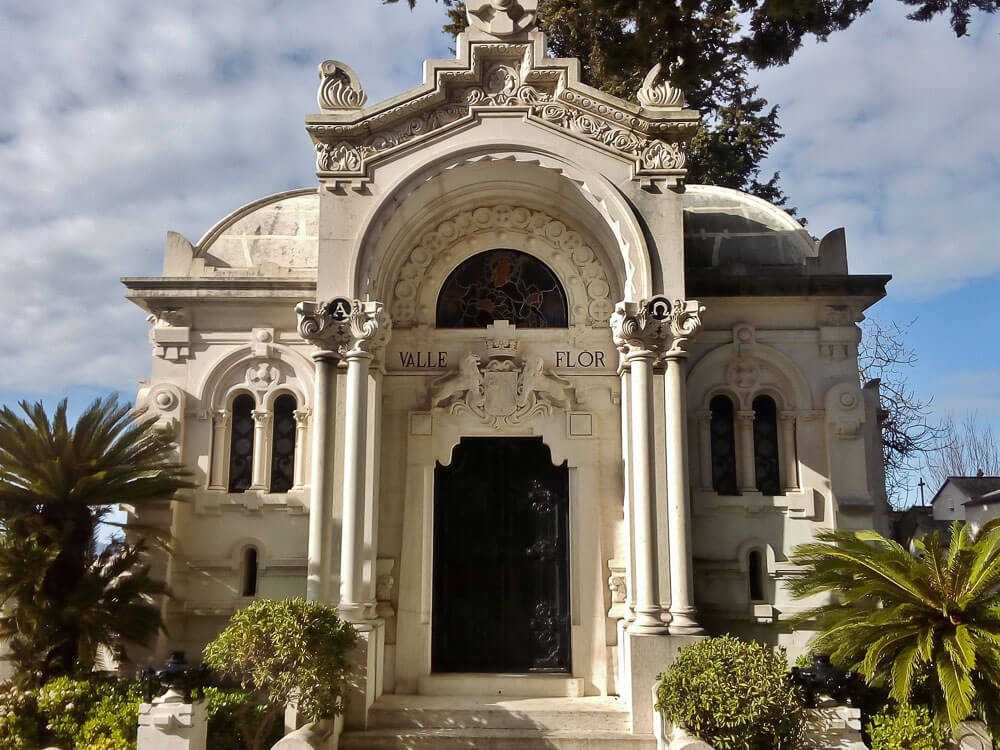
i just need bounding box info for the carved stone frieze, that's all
[306,41,696,178]
[296,299,392,360]
[391,204,615,328]
[429,323,576,428]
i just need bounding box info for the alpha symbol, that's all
[328,297,352,322]
[646,296,671,321]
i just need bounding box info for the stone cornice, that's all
[123,277,317,312]
[305,35,698,180]
[685,273,891,302]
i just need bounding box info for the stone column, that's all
[612,301,670,635]
[295,298,391,619]
[207,410,229,490]
[292,408,311,490]
[305,352,337,602]
[664,349,703,635]
[620,367,636,623]
[736,410,757,492]
[249,410,272,491]
[779,414,799,492]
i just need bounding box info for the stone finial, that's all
[637,59,685,109]
[317,60,367,112]
[466,0,538,37]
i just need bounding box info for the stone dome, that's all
[195,189,318,269]
[682,185,816,270]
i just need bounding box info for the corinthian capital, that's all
[609,298,705,360]
[295,298,392,360]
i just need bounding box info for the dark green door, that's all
[432,437,571,673]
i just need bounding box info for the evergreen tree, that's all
[0,396,192,683]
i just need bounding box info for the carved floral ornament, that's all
[609,297,705,359]
[429,322,576,428]
[636,60,685,109]
[307,42,695,178]
[390,204,615,328]
[295,298,392,359]
[317,60,367,112]
[466,0,538,37]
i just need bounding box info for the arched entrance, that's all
[432,436,571,673]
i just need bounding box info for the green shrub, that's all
[204,687,283,750]
[204,598,357,750]
[654,635,805,750]
[0,676,141,750]
[0,684,40,750]
[868,703,951,750]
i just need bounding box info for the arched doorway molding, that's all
[350,147,653,305]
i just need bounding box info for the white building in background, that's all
[930,476,1000,532]
[122,1,891,744]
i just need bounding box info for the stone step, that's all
[339,728,656,750]
[367,695,631,732]
[417,673,585,698]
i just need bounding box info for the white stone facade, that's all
[122,3,891,739]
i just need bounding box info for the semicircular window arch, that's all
[436,249,568,328]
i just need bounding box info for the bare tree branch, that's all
[859,318,946,508]
[924,412,1000,488]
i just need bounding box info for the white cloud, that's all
[0,0,997,398]
[0,0,450,395]
[755,1,1000,296]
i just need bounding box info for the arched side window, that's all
[748,549,765,602]
[752,395,781,496]
[436,249,568,328]
[228,394,255,493]
[242,546,259,597]
[270,394,297,493]
[709,395,738,495]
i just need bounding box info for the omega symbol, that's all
[646,296,671,321]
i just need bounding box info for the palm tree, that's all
[0,396,192,682]
[788,523,1000,736]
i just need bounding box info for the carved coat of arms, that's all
[429,326,575,428]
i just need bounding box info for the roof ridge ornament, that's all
[317,60,367,112]
[466,0,538,37]
[637,59,685,109]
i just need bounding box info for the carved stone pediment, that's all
[306,30,698,180]
[429,323,576,428]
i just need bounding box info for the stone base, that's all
[621,629,705,734]
[137,697,207,750]
[344,619,386,731]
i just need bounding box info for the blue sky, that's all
[1,0,997,507]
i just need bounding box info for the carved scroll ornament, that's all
[610,298,704,359]
[466,0,539,36]
[637,60,685,109]
[296,299,391,359]
[430,350,576,429]
[317,60,367,112]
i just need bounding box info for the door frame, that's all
[394,406,609,694]
[431,436,572,674]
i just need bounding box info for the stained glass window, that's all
[228,394,254,493]
[710,395,738,495]
[753,395,782,496]
[269,394,297,493]
[436,249,568,328]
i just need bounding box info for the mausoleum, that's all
[122,1,892,743]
